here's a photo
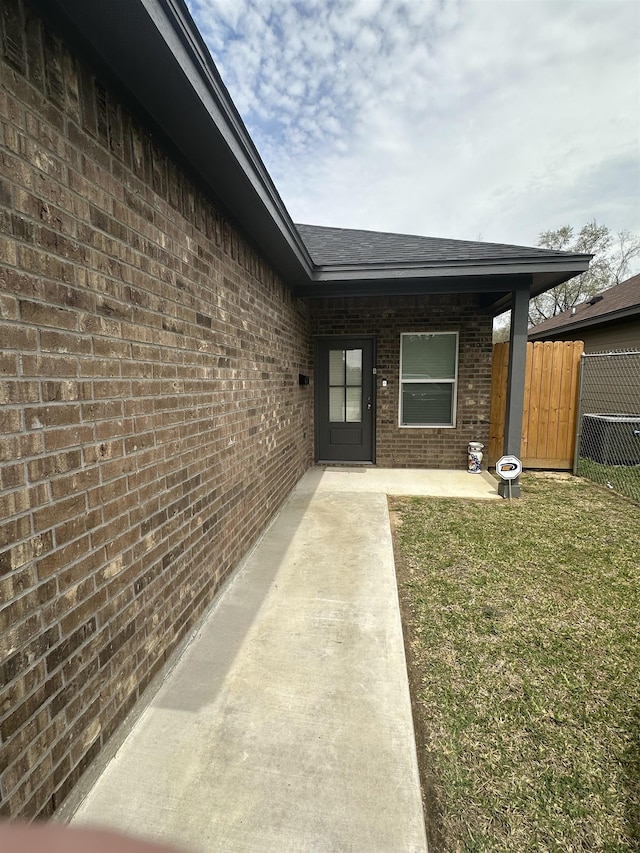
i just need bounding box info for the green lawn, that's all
[578,458,640,506]
[391,474,640,853]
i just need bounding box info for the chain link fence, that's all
[574,350,640,504]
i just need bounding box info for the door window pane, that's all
[329,387,345,422]
[329,350,345,385]
[345,349,362,385]
[346,387,362,422]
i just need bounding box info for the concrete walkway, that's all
[67,468,498,853]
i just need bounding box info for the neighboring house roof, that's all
[39,0,590,312]
[528,275,640,340]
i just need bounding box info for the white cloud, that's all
[187,0,640,251]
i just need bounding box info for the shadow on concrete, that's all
[153,481,318,715]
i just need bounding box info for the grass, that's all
[390,474,640,853]
[578,457,640,506]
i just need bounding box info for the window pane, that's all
[402,383,453,425]
[329,387,345,422]
[345,349,362,386]
[346,387,362,422]
[401,334,456,380]
[329,350,345,385]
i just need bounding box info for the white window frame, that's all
[398,332,459,428]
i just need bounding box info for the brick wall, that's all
[0,0,312,818]
[310,294,493,467]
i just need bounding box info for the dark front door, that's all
[315,337,375,463]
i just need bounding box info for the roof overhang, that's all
[34,0,591,310]
[34,0,315,284]
[295,257,592,313]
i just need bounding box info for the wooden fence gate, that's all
[489,341,584,469]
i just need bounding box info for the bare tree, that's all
[611,230,640,284]
[528,221,640,326]
[492,313,511,343]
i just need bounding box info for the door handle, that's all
[367,396,372,410]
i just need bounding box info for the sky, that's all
[186,0,640,252]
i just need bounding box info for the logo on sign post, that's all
[496,455,522,480]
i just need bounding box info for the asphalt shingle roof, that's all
[295,223,574,267]
[528,274,640,338]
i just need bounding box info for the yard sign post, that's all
[496,454,523,501]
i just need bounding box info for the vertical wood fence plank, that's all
[520,340,534,463]
[488,342,508,465]
[556,342,576,463]
[567,341,584,462]
[546,342,564,461]
[527,342,545,462]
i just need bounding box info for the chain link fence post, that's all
[573,352,586,477]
